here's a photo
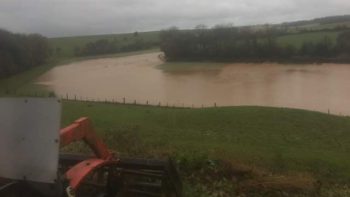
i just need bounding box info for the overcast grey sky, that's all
[0,0,349,37]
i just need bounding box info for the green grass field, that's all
[277,31,340,48]
[292,21,350,31]
[61,101,350,180]
[61,101,350,196]
[49,31,160,58]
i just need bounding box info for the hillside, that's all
[48,14,350,61]
[49,31,160,58]
[281,14,350,28]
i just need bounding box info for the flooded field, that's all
[38,52,350,115]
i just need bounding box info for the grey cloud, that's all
[0,0,349,37]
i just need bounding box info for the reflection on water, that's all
[37,52,350,115]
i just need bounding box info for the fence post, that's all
[158,102,161,107]
[214,102,217,107]
[123,97,125,104]
[134,100,136,105]
[146,100,149,105]
[74,95,77,101]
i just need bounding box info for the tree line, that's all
[0,29,49,78]
[75,36,158,56]
[160,26,350,62]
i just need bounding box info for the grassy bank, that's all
[62,100,350,196]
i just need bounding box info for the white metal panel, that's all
[0,98,61,183]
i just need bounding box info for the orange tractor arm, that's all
[60,117,113,160]
[60,117,117,191]
[58,117,181,196]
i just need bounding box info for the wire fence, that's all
[2,90,341,115]
[1,90,219,109]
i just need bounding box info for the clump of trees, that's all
[76,36,158,56]
[0,29,49,78]
[160,26,350,62]
[336,31,350,57]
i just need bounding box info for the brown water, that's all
[38,52,350,115]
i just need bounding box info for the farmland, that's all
[2,16,350,196]
[50,30,342,57]
[277,31,340,48]
[3,50,350,195]
[49,31,160,58]
[47,27,346,62]
[61,100,350,196]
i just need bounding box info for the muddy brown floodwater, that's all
[37,52,350,115]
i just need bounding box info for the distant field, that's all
[49,31,160,58]
[291,21,350,31]
[277,31,340,48]
[319,21,350,29]
[48,26,347,60]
